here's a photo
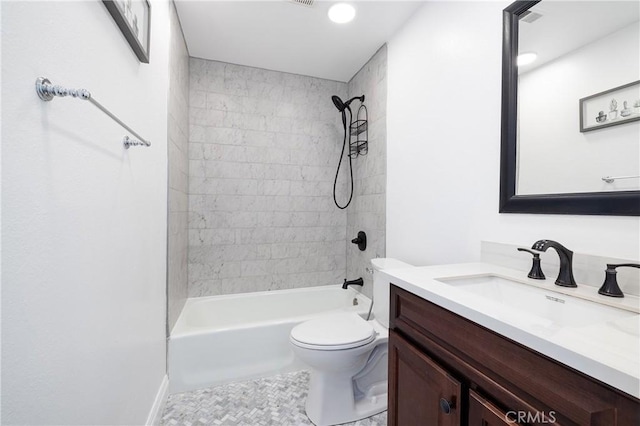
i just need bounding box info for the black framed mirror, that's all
[500,0,640,216]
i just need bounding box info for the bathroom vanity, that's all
[383,264,640,426]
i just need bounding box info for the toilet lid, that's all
[290,313,375,350]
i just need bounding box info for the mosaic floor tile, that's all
[161,370,387,426]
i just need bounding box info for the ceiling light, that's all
[328,3,356,24]
[517,52,537,66]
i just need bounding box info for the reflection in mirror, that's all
[516,1,639,196]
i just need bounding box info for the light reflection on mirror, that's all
[516,1,639,196]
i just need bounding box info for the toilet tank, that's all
[370,258,413,328]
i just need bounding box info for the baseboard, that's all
[146,374,169,426]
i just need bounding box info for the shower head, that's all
[332,95,346,112]
[331,95,365,112]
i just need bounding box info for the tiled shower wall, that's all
[188,59,349,297]
[346,46,388,299]
[167,3,190,332]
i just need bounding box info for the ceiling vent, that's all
[288,0,314,7]
[520,10,543,24]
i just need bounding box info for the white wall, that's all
[518,22,639,195]
[1,1,170,424]
[387,1,640,267]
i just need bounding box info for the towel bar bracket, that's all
[36,77,90,102]
[123,136,146,149]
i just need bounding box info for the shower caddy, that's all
[349,103,368,158]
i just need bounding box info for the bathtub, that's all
[169,285,371,393]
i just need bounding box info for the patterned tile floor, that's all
[161,370,387,426]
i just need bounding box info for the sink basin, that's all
[437,275,637,329]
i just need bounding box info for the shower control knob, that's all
[351,231,367,251]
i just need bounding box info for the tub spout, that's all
[342,277,364,289]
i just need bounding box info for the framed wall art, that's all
[103,0,151,63]
[579,80,640,132]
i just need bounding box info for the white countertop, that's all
[380,262,640,399]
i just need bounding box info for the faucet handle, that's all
[517,248,546,280]
[598,263,640,298]
[518,247,540,256]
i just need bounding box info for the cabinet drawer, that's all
[469,389,562,426]
[468,379,563,426]
[469,390,523,426]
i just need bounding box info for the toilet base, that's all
[304,369,387,426]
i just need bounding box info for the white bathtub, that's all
[169,285,371,393]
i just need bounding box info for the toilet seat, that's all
[290,313,376,350]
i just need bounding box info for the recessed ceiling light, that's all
[328,3,356,24]
[517,52,537,66]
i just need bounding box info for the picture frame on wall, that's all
[579,80,640,132]
[103,0,151,63]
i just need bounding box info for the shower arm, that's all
[344,96,365,112]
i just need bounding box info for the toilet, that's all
[289,258,412,426]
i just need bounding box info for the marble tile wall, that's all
[167,2,190,332]
[188,58,349,296]
[346,46,388,299]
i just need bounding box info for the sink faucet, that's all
[342,277,364,289]
[531,240,577,287]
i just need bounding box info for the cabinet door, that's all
[468,390,523,426]
[389,330,462,426]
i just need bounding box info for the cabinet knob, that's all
[439,397,455,414]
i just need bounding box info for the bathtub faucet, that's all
[342,277,364,289]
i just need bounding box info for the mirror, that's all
[500,0,640,215]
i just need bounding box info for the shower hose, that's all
[333,107,354,209]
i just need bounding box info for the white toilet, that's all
[289,258,412,426]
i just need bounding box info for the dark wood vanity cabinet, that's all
[388,285,640,426]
